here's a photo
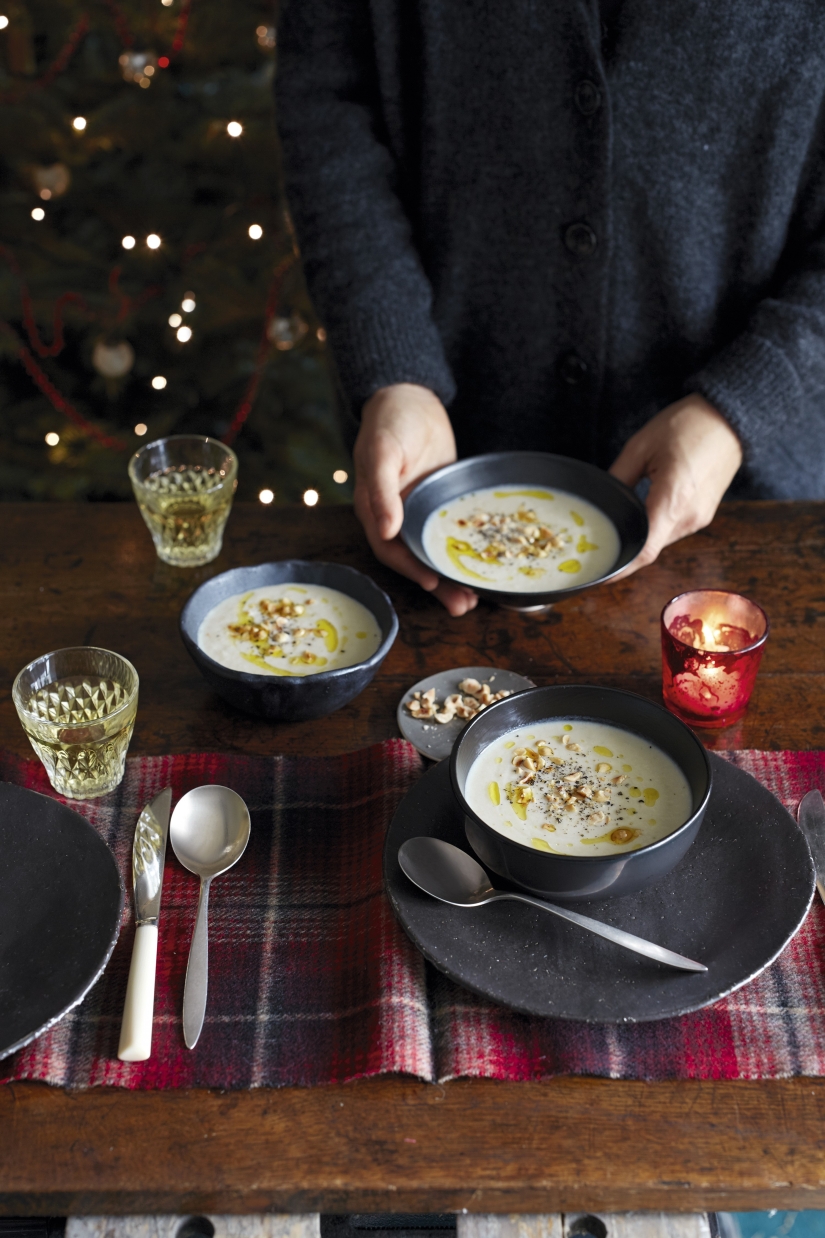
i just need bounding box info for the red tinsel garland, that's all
[0,13,90,102]
[1,249,296,453]
[0,322,129,452]
[0,244,92,357]
[171,0,192,57]
[0,0,193,102]
[221,256,294,447]
[100,0,134,49]
[0,5,297,456]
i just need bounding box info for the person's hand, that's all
[353,383,478,616]
[609,394,743,575]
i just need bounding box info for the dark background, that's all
[0,0,352,504]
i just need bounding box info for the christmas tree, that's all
[0,0,353,504]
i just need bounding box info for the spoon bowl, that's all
[170,785,251,1048]
[400,836,494,906]
[171,785,250,879]
[399,836,707,973]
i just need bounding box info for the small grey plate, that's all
[383,755,815,1022]
[397,666,535,761]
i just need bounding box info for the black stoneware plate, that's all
[383,755,815,1022]
[0,783,124,1059]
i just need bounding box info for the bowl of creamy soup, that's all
[450,685,711,901]
[402,452,647,608]
[180,561,398,721]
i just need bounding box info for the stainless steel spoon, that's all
[170,785,251,1048]
[398,836,707,973]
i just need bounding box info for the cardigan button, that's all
[575,80,601,115]
[564,221,598,257]
[559,353,589,386]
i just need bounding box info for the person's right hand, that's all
[353,383,478,616]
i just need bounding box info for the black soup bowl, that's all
[450,684,712,902]
[180,560,399,722]
[401,451,648,609]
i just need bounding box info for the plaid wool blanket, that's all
[1,743,824,1089]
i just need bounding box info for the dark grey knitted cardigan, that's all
[275,0,825,498]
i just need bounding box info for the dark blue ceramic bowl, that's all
[401,451,648,609]
[451,684,712,902]
[180,560,399,722]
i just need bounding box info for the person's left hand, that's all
[609,393,743,575]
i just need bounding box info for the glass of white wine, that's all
[128,435,239,567]
[13,647,139,800]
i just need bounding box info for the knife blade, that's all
[798,789,825,906]
[117,787,172,1061]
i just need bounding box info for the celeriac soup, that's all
[421,485,620,591]
[464,720,692,856]
[198,585,382,677]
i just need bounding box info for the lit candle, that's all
[661,590,769,728]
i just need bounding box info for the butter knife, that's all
[798,789,825,906]
[117,787,173,1062]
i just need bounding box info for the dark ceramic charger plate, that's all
[383,756,815,1022]
[0,782,124,1058]
[401,451,648,609]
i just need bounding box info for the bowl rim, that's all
[449,683,713,864]
[179,559,399,686]
[400,450,648,601]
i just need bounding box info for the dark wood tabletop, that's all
[1,500,825,1216]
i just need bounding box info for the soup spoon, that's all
[398,836,707,972]
[170,785,251,1048]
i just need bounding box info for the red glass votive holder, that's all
[661,590,769,729]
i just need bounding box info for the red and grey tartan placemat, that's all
[1,743,824,1089]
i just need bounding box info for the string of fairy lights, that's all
[0,3,350,506]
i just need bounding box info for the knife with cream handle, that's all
[117,787,172,1062]
[798,789,825,906]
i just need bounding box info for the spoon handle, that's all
[183,876,212,1048]
[501,892,707,972]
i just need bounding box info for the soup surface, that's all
[421,485,620,591]
[464,719,692,856]
[198,584,382,676]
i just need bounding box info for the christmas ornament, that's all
[267,313,308,351]
[118,49,157,87]
[92,338,135,378]
[31,162,71,200]
[256,25,276,49]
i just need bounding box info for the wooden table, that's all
[1,501,825,1217]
